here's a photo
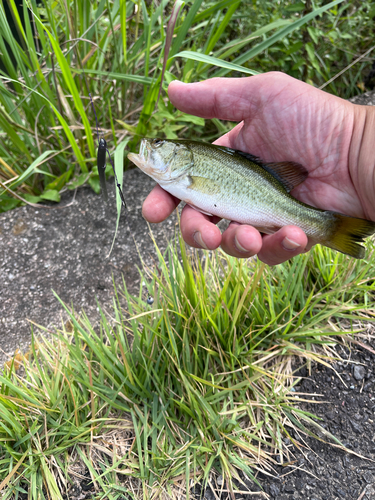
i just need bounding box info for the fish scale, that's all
[153,141,333,237]
[128,138,375,259]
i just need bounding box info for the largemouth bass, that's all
[128,139,375,259]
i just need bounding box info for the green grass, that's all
[1,2,375,497]
[1,234,375,499]
[1,0,372,213]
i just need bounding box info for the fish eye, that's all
[153,139,164,147]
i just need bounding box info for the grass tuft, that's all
[1,0,372,213]
[1,233,375,499]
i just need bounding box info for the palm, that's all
[143,73,373,265]
[213,74,365,219]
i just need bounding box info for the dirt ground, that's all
[0,169,178,367]
[195,333,375,500]
[1,90,375,499]
[57,334,375,500]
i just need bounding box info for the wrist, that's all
[349,104,375,221]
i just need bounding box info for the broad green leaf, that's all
[177,114,205,126]
[0,197,20,212]
[286,41,304,55]
[307,26,319,44]
[88,175,101,194]
[23,194,42,203]
[306,43,317,62]
[67,173,88,190]
[46,170,73,191]
[40,189,61,202]
[9,150,57,191]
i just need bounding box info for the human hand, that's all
[142,72,375,265]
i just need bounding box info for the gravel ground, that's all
[1,90,375,499]
[0,169,177,367]
[195,333,375,500]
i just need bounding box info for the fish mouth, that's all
[128,139,172,182]
[127,139,150,170]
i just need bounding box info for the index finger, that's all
[142,184,180,223]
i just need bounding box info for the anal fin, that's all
[253,225,280,235]
[186,203,213,216]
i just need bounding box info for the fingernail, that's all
[193,231,208,249]
[282,237,301,251]
[234,236,249,253]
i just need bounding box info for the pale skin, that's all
[142,72,375,265]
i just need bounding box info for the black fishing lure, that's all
[89,93,126,207]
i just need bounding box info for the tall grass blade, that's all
[172,51,260,75]
[156,0,185,108]
[212,0,345,77]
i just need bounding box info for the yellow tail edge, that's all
[325,213,375,259]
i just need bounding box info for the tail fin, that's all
[325,213,375,259]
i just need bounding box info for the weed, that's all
[1,234,374,498]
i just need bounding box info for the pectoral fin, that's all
[188,176,221,195]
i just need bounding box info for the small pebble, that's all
[351,421,362,433]
[353,365,366,381]
[363,471,374,483]
[269,483,280,497]
[364,381,373,391]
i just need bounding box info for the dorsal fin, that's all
[235,150,308,192]
[263,160,308,192]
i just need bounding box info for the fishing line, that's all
[89,94,154,304]
[89,93,127,208]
